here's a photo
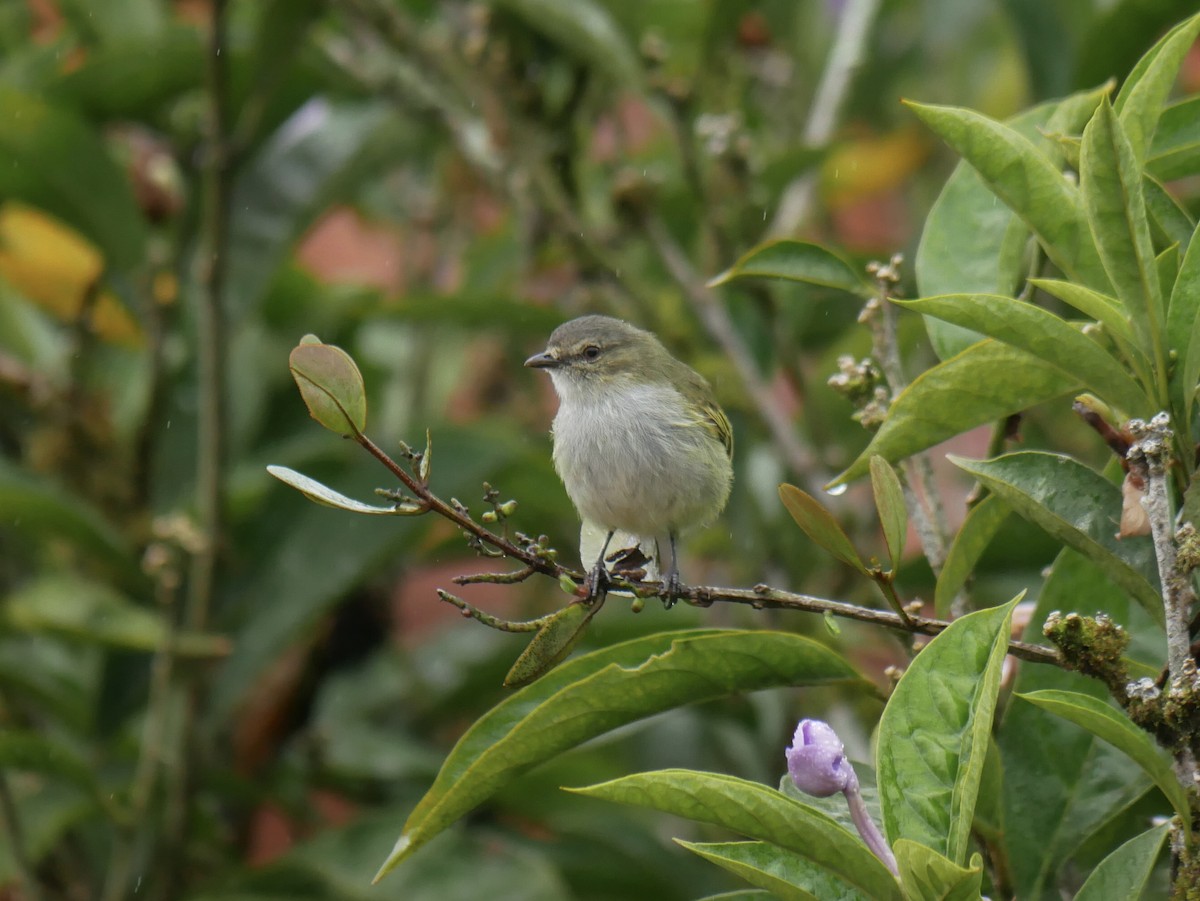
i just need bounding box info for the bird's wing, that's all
[699,399,734,459]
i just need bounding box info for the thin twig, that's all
[643,215,815,476]
[767,0,882,237]
[0,771,46,901]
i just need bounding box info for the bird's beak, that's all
[524,351,560,369]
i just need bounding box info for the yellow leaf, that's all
[0,202,141,345]
[821,127,929,206]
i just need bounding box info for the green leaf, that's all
[484,0,641,86]
[1157,243,1180,299]
[571,771,900,901]
[0,88,147,270]
[375,630,866,881]
[832,341,1079,486]
[709,240,872,296]
[894,294,1149,415]
[1170,223,1200,426]
[0,730,98,796]
[1080,98,1164,382]
[2,576,230,657]
[1144,174,1195,251]
[289,339,367,437]
[893,841,983,901]
[1113,12,1200,162]
[226,99,391,321]
[915,86,1109,359]
[906,101,1109,291]
[1017,690,1190,839]
[266,465,419,515]
[503,602,599,687]
[950,452,1162,624]
[1001,549,1154,899]
[1028,279,1142,360]
[1074,822,1170,901]
[1148,95,1200,181]
[877,598,1018,863]
[934,494,1010,617]
[779,485,866,573]
[677,840,866,901]
[870,457,907,571]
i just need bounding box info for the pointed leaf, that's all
[895,294,1149,415]
[289,340,367,437]
[1148,95,1200,181]
[571,771,900,901]
[893,841,983,901]
[877,598,1018,863]
[949,452,1162,624]
[915,86,1110,359]
[676,840,865,901]
[503,602,598,687]
[870,456,907,571]
[1144,175,1195,251]
[1074,822,1170,901]
[1017,690,1190,838]
[1113,12,1200,162]
[375,630,866,880]
[832,341,1079,486]
[906,101,1109,291]
[266,465,418,515]
[1157,243,1180,299]
[1029,278,1142,358]
[1080,99,1165,378]
[709,240,872,296]
[779,485,866,573]
[934,494,1010,616]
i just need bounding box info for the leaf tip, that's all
[372,833,412,884]
[706,268,733,288]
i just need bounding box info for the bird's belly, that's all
[551,389,730,536]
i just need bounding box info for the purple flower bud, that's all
[786,719,853,797]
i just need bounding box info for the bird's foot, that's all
[662,571,684,609]
[583,562,610,605]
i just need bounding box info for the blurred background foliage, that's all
[1,0,1199,898]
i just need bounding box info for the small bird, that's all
[525,315,733,606]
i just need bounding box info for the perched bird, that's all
[525,315,733,606]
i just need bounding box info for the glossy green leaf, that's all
[1148,95,1200,181]
[894,294,1149,415]
[877,597,1018,863]
[375,630,866,881]
[266,465,418,515]
[1171,224,1200,425]
[832,341,1079,486]
[485,0,641,85]
[915,86,1109,359]
[1113,12,1200,161]
[1144,175,1195,251]
[2,576,231,657]
[1001,549,1154,899]
[906,101,1109,291]
[1028,279,1143,365]
[950,452,1162,623]
[709,240,871,296]
[503,601,598,687]
[1074,822,1170,901]
[1080,99,1164,377]
[934,494,1010,617]
[571,770,900,901]
[870,456,907,571]
[0,88,146,270]
[1018,690,1190,838]
[226,99,391,320]
[677,840,865,901]
[289,339,367,437]
[779,484,866,573]
[893,840,983,901]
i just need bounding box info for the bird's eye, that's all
[583,345,601,361]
